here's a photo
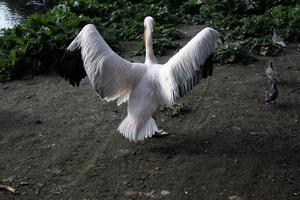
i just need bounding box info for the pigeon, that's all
[266,62,280,80]
[265,79,279,104]
[272,29,287,47]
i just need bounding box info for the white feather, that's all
[159,27,220,105]
[68,24,146,104]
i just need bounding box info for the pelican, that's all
[58,20,222,142]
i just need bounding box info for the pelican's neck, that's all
[144,28,157,64]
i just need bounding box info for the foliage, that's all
[182,1,299,64]
[0,5,90,80]
[133,25,180,56]
[215,43,255,64]
[0,0,299,81]
[165,103,191,116]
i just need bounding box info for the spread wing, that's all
[158,27,221,105]
[58,24,146,104]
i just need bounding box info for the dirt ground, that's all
[0,25,299,200]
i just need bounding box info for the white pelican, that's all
[58,21,222,142]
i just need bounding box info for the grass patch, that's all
[164,103,192,117]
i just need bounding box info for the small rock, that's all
[232,126,241,131]
[125,191,136,196]
[228,195,242,200]
[122,181,128,185]
[145,190,156,198]
[161,190,170,196]
[20,182,29,186]
[35,188,41,196]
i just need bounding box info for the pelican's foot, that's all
[153,129,169,138]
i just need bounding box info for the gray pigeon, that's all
[272,29,287,47]
[265,79,279,104]
[266,62,280,80]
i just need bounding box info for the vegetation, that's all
[0,0,299,81]
[164,103,191,117]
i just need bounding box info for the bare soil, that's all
[0,25,299,200]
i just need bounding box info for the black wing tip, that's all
[177,54,214,98]
[176,54,214,99]
[202,54,214,78]
[57,48,86,87]
[220,36,225,44]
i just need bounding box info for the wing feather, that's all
[58,48,86,87]
[158,27,221,104]
[58,24,146,104]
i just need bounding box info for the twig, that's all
[290,87,300,94]
[0,184,17,193]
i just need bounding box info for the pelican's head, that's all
[144,16,155,33]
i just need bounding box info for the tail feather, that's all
[118,115,158,142]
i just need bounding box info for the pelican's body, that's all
[59,20,222,142]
